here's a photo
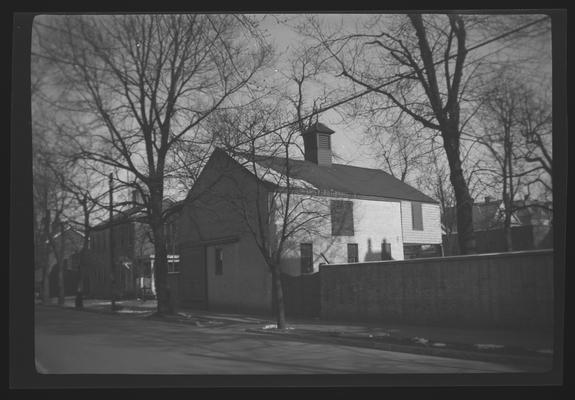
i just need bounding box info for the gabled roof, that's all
[302,122,335,135]
[225,149,437,203]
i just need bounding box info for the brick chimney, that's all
[301,122,335,167]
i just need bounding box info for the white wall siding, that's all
[278,194,405,276]
[401,201,442,244]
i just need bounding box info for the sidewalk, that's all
[40,297,555,368]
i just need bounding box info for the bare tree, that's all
[33,143,74,304]
[52,160,108,308]
[33,14,272,315]
[362,117,431,183]
[205,108,332,329]
[473,70,552,250]
[475,76,526,250]
[298,13,550,254]
[517,84,553,211]
[415,139,455,227]
[194,46,337,328]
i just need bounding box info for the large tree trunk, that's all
[150,190,173,316]
[270,264,286,329]
[444,134,476,254]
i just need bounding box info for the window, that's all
[347,243,358,263]
[381,241,392,260]
[168,256,180,274]
[215,248,223,275]
[411,202,423,231]
[167,261,180,273]
[331,200,354,236]
[318,133,331,149]
[300,243,313,274]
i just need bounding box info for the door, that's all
[179,245,207,308]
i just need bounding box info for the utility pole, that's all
[58,218,65,305]
[42,208,51,304]
[109,173,117,311]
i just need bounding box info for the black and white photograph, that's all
[10,10,566,389]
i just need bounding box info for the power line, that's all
[246,15,549,143]
[34,15,550,146]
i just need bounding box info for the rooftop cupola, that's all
[301,122,335,167]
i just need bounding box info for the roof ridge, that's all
[250,154,437,204]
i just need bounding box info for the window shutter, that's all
[331,200,355,236]
[411,202,424,231]
[318,133,331,149]
[347,243,358,263]
[300,243,313,274]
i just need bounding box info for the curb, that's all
[246,328,553,371]
[37,304,553,371]
[37,304,155,318]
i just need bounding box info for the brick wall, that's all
[320,250,554,329]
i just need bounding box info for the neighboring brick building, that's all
[176,123,443,314]
[442,197,553,255]
[84,197,183,300]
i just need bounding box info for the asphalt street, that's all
[35,306,530,375]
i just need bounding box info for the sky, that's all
[32,13,553,205]
[252,13,552,171]
[255,14,379,169]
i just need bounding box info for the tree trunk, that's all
[150,191,173,316]
[41,209,51,304]
[75,239,88,309]
[108,174,117,311]
[270,265,286,329]
[58,223,65,305]
[76,205,90,309]
[503,193,514,252]
[42,264,52,304]
[506,136,515,252]
[58,260,65,305]
[443,134,476,254]
[504,225,513,252]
